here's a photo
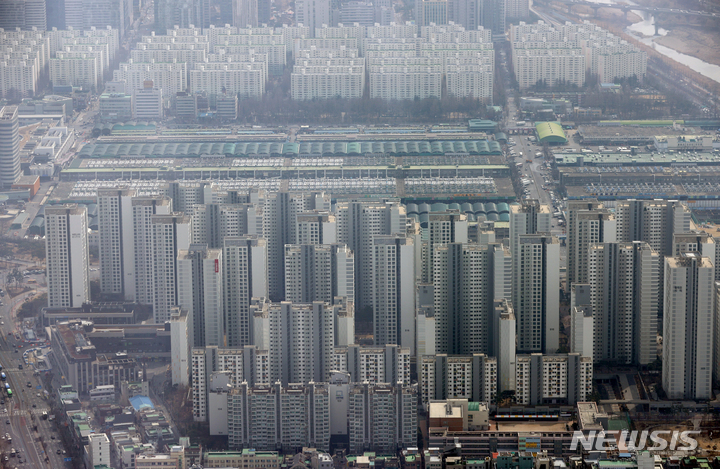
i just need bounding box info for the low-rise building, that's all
[203,449,282,468]
[99,92,133,122]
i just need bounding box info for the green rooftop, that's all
[535,122,567,144]
[468,402,484,411]
[78,140,502,158]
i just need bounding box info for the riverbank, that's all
[653,26,720,68]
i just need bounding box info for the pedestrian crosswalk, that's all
[6,408,49,417]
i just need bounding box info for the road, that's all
[0,286,68,469]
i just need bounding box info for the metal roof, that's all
[78,140,502,158]
[535,122,567,143]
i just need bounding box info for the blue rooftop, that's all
[129,395,154,411]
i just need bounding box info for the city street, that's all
[0,283,67,468]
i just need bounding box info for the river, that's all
[583,0,720,84]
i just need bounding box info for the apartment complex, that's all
[587,242,659,365]
[510,22,647,89]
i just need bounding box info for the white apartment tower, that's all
[191,203,252,249]
[496,299,516,393]
[426,211,468,283]
[0,106,20,188]
[252,300,335,384]
[614,199,691,257]
[151,213,192,324]
[571,305,594,359]
[45,204,90,308]
[295,0,331,37]
[673,232,716,260]
[566,200,603,292]
[295,211,337,245]
[169,307,191,386]
[587,242,659,365]
[260,191,330,301]
[514,353,592,405]
[233,0,258,27]
[515,234,560,353]
[132,196,172,305]
[335,199,407,310]
[663,253,714,400]
[223,236,268,347]
[419,354,497,408]
[285,244,354,304]
[371,236,415,351]
[98,188,136,301]
[510,200,551,305]
[178,244,224,347]
[433,243,506,355]
[567,206,616,290]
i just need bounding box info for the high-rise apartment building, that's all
[251,300,336,384]
[419,354,497,409]
[506,0,529,19]
[615,199,691,258]
[295,0,330,36]
[510,200,551,304]
[570,305,594,359]
[223,236,268,347]
[336,199,407,310]
[426,211,468,283]
[715,282,720,387]
[178,244,224,347]
[587,242,659,365]
[348,382,418,453]
[233,0,258,27]
[514,353,592,405]
[98,188,136,301]
[567,206,616,290]
[284,244,354,304]
[295,211,337,245]
[496,299,516,393]
[132,196,172,305]
[0,0,47,30]
[169,307,191,386]
[64,0,133,37]
[332,344,410,384]
[433,243,510,355]
[514,234,559,353]
[45,204,90,308]
[673,232,716,260]
[0,106,21,189]
[151,213,191,324]
[191,204,251,249]
[260,191,330,301]
[154,0,209,32]
[415,0,447,26]
[371,236,415,351]
[663,253,714,400]
[191,346,269,422]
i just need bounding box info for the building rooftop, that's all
[429,401,463,419]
